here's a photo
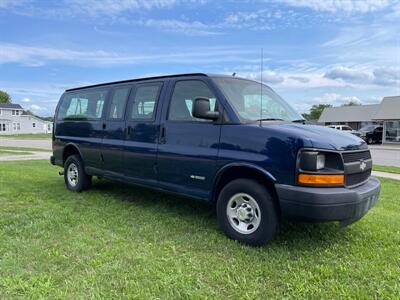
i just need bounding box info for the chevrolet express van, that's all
[51,73,380,246]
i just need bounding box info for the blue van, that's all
[51,73,380,245]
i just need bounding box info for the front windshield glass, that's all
[213,77,303,122]
[359,125,376,132]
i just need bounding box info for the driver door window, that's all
[168,80,217,122]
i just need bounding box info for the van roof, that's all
[65,73,215,92]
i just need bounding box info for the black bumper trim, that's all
[276,177,380,222]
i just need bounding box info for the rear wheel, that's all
[217,179,279,246]
[367,137,373,144]
[64,155,92,192]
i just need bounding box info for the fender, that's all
[62,142,84,163]
[211,162,277,201]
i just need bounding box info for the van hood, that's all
[263,123,367,151]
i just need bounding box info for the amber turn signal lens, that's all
[298,173,344,185]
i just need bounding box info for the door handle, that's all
[127,126,134,137]
[159,126,166,144]
[102,123,106,129]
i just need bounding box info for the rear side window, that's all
[108,86,130,119]
[57,90,107,120]
[130,83,162,120]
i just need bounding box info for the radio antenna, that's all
[260,48,263,127]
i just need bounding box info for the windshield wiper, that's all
[256,118,285,122]
[292,119,306,123]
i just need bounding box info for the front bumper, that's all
[276,177,380,224]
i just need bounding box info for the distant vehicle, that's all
[327,125,361,137]
[359,125,383,144]
[51,73,380,246]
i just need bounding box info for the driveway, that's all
[369,145,400,167]
[0,138,52,150]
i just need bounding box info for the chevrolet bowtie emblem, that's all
[360,160,367,171]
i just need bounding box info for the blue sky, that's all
[0,0,399,116]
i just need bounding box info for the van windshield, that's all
[213,77,303,122]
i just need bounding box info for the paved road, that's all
[0,151,51,162]
[369,146,400,167]
[0,138,52,150]
[372,171,400,180]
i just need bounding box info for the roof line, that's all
[65,73,209,92]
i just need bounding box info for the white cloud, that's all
[30,104,44,111]
[22,97,30,102]
[373,67,400,86]
[324,66,371,83]
[0,0,27,9]
[245,70,284,84]
[313,93,362,106]
[323,66,400,87]
[0,43,256,66]
[138,19,220,36]
[277,0,392,13]
[66,0,178,17]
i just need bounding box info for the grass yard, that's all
[0,160,399,299]
[0,146,51,153]
[0,150,32,156]
[373,165,400,175]
[0,133,51,139]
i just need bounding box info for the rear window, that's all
[57,89,107,120]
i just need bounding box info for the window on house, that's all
[57,89,108,120]
[32,122,36,128]
[17,123,20,130]
[0,123,6,131]
[0,109,2,115]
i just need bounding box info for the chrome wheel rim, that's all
[226,193,261,234]
[67,163,79,187]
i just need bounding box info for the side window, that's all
[168,80,217,122]
[130,83,162,120]
[57,89,107,120]
[108,86,130,119]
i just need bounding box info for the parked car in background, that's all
[327,125,361,137]
[359,125,383,144]
[51,73,380,246]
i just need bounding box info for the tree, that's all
[341,100,361,107]
[303,104,332,121]
[0,90,11,104]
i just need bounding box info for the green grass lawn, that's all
[373,165,400,174]
[0,146,51,153]
[0,150,32,156]
[0,160,399,299]
[0,133,51,139]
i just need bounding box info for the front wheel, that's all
[216,179,279,246]
[64,155,92,192]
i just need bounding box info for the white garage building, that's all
[0,103,53,135]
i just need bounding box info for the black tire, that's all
[216,179,279,246]
[367,138,373,144]
[64,155,92,192]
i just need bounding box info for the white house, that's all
[0,103,53,135]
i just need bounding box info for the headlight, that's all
[316,154,325,170]
[299,151,326,171]
[298,150,344,186]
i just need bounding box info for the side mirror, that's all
[192,97,220,121]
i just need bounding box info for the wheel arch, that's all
[211,163,280,210]
[62,143,83,166]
